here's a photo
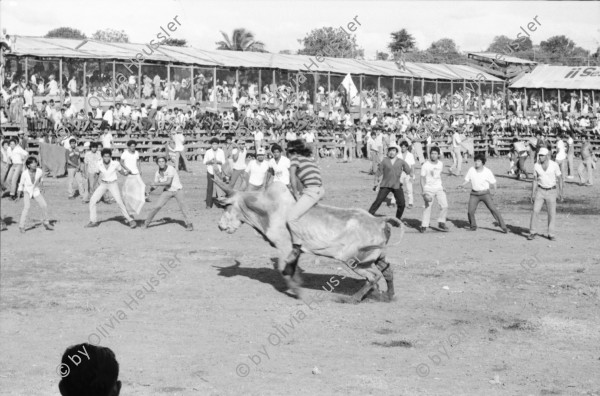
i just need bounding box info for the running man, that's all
[458,154,508,233]
[143,154,193,231]
[85,148,136,229]
[528,147,563,241]
[419,146,449,233]
[368,144,411,221]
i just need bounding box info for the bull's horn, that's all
[213,177,235,196]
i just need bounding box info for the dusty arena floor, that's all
[1,156,599,396]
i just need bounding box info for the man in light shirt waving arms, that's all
[458,154,508,233]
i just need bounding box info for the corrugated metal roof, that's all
[469,52,537,65]
[509,65,600,90]
[8,36,503,82]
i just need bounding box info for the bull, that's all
[215,180,403,303]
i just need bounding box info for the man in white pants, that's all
[450,128,463,176]
[85,149,136,229]
[398,140,415,208]
[419,146,449,233]
[528,147,563,241]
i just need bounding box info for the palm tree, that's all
[216,28,266,52]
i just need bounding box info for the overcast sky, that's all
[1,0,599,58]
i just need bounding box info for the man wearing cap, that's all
[243,147,270,191]
[368,144,411,221]
[528,147,563,241]
[203,137,226,209]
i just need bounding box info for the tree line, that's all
[44,26,599,66]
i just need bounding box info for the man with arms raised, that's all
[419,146,449,233]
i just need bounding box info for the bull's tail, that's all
[384,219,406,248]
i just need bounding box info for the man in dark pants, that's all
[202,137,225,209]
[368,144,412,220]
[458,154,508,233]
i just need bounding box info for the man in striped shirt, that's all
[285,140,324,265]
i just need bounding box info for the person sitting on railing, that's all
[23,105,35,131]
[129,106,142,133]
[74,109,87,132]
[139,103,152,132]
[171,107,183,131]
[184,110,195,131]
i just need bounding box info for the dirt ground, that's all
[1,154,599,396]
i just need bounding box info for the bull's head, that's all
[214,179,244,234]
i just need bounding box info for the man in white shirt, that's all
[6,139,28,199]
[419,146,449,233]
[120,140,147,214]
[458,155,507,233]
[285,129,297,143]
[170,129,187,171]
[113,103,126,131]
[83,142,101,203]
[528,147,563,241]
[85,148,136,229]
[303,129,317,156]
[120,140,142,177]
[253,129,264,152]
[67,76,77,95]
[354,128,363,159]
[47,75,59,96]
[203,138,226,209]
[450,128,463,176]
[555,133,568,177]
[102,106,114,130]
[369,128,383,175]
[143,154,193,231]
[243,147,270,191]
[228,143,247,189]
[267,144,290,187]
[101,129,113,149]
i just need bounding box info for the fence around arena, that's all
[4,122,596,166]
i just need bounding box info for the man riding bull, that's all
[285,140,325,268]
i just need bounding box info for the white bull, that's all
[215,180,404,302]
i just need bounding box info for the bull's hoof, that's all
[283,275,303,299]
